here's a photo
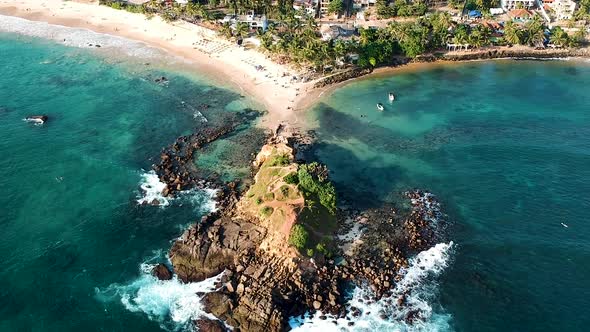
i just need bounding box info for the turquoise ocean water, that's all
[3,26,590,332]
[0,33,264,331]
[306,60,590,331]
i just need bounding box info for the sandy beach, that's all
[0,0,311,129]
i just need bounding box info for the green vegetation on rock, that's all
[297,163,337,215]
[261,206,274,218]
[289,224,309,250]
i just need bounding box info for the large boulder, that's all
[170,217,266,283]
[151,263,173,280]
[193,318,228,332]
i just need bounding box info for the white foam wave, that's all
[137,170,170,207]
[289,242,455,332]
[97,260,223,331]
[0,14,168,59]
[178,188,219,213]
[136,171,218,212]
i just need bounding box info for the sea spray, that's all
[137,170,218,212]
[97,259,223,331]
[137,170,170,207]
[289,242,455,332]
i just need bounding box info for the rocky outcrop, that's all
[163,131,449,331]
[193,318,228,332]
[153,109,260,198]
[170,214,267,283]
[313,67,373,89]
[151,263,173,280]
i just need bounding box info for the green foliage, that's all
[264,192,275,201]
[298,163,336,214]
[315,241,333,258]
[523,16,546,47]
[574,0,590,20]
[289,224,309,250]
[260,206,274,217]
[284,172,299,184]
[376,0,427,19]
[328,0,345,15]
[503,20,522,45]
[269,153,291,167]
[306,248,315,257]
[255,197,263,205]
[550,26,569,47]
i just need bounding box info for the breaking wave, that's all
[0,14,168,59]
[137,170,170,206]
[96,252,223,331]
[136,170,218,212]
[289,242,455,332]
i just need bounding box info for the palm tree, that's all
[524,17,545,46]
[235,22,250,39]
[219,22,233,39]
[503,20,521,45]
[550,26,569,47]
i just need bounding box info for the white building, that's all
[548,0,577,20]
[222,11,268,30]
[501,0,535,11]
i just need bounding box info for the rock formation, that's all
[156,126,448,331]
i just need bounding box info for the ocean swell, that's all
[289,242,455,332]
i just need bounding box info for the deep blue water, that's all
[307,60,590,331]
[0,33,263,331]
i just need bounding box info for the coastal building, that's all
[222,11,268,30]
[319,0,330,17]
[508,8,535,20]
[320,24,357,40]
[293,0,318,16]
[490,8,505,15]
[354,0,378,8]
[501,0,535,11]
[546,0,577,20]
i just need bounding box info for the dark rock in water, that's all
[150,198,160,206]
[193,318,228,332]
[152,263,173,280]
[25,115,48,124]
[155,76,168,84]
[95,44,101,48]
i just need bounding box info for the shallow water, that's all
[0,33,263,331]
[306,60,590,331]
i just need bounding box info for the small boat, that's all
[377,103,384,111]
[24,115,48,124]
[388,92,395,102]
[561,222,569,228]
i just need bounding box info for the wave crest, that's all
[289,242,455,332]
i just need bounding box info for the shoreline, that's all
[2,1,589,131]
[0,0,310,129]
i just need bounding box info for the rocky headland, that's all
[149,125,448,331]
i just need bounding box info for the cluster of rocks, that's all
[148,128,450,331]
[404,190,444,250]
[153,124,238,198]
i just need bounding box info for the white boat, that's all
[388,92,395,102]
[377,103,384,111]
[24,115,48,124]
